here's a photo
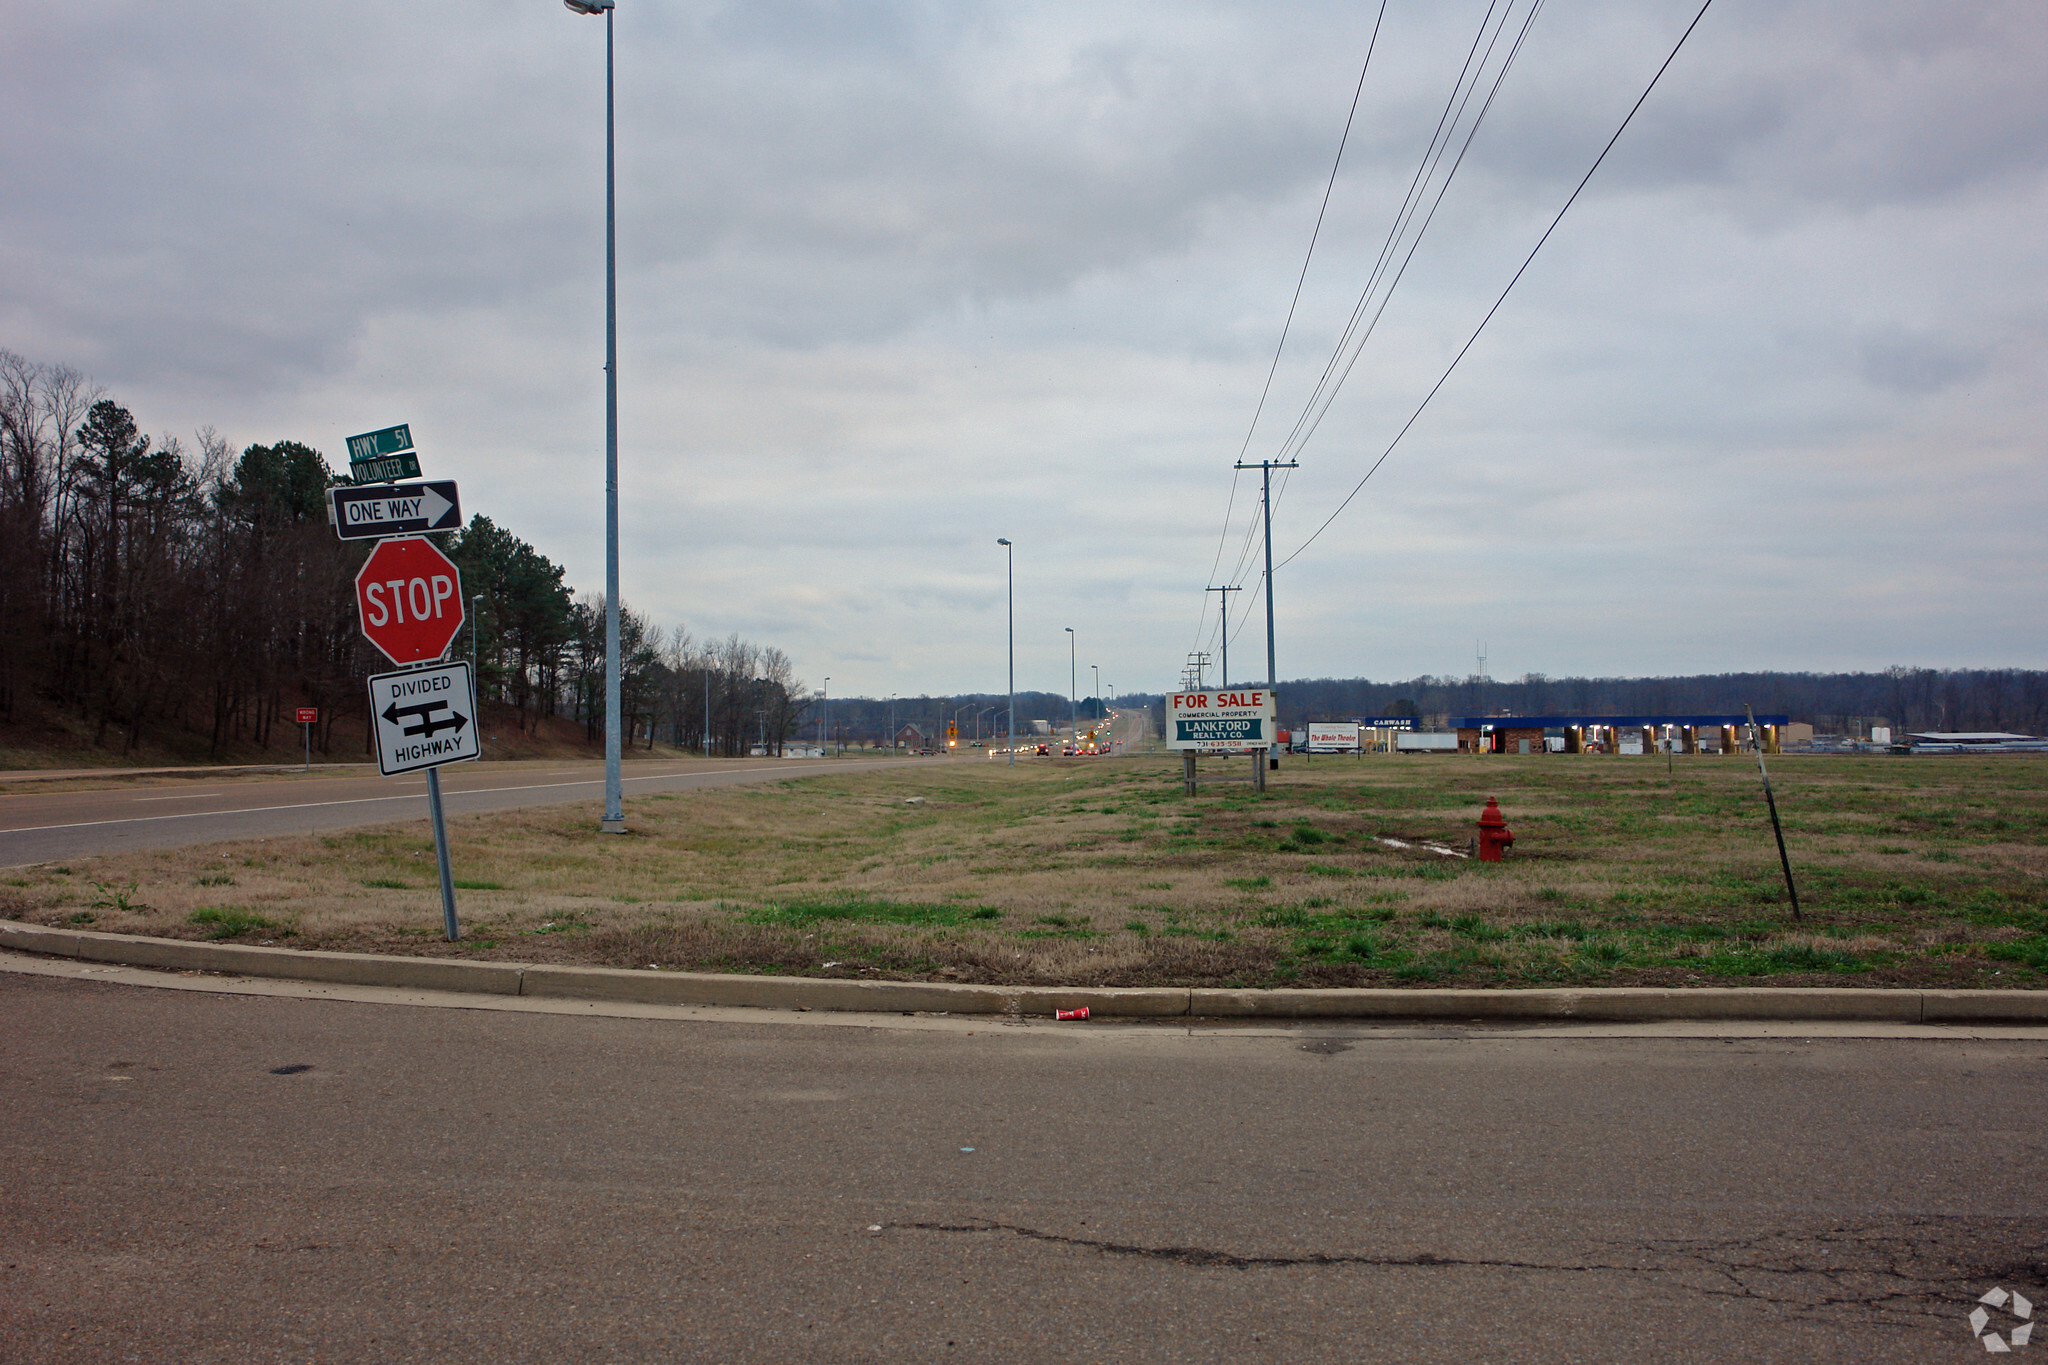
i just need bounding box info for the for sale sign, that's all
[1167,689,1277,753]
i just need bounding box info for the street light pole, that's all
[997,539,1013,766]
[1064,627,1076,746]
[889,693,897,754]
[567,0,625,832]
[821,677,830,757]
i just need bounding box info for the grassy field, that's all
[7,752,2047,990]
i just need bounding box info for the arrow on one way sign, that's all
[330,481,462,540]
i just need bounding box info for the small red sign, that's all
[295,708,318,724]
[355,536,465,667]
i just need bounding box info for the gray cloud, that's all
[2,0,2044,694]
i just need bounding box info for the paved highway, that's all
[4,963,2041,1363]
[0,757,928,865]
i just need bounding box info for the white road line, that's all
[133,792,227,802]
[0,764,825,837]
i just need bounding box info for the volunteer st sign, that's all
[1168,689,1277,753]
[368,660,479,776]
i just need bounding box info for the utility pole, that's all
[1236,458,1295,772]
[1206,585,1240,689]
[1233,459,1296,691]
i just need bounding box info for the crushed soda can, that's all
[1055,1006,1090,1021]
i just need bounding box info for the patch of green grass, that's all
[65,910,96,925]
[1224,875,1272,891]
[362,877,413,890]
[1124,920,1151,936]
[195,872,234,887]
[1450,914,1509,942]
[1021,913,1101,941]
[742,897,1000,928]
[1361,863,1458,882]
[90,880,140,911]
[189,907,278,940]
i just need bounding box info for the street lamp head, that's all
[564,0,614,14]
[996,538,1010,546]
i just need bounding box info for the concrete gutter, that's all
[7,919,2046,1023]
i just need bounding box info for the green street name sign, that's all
[349,451,423,483]
[346,424,415,464]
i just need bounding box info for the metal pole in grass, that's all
[427,766,460,940]
[1746,704,1800,920]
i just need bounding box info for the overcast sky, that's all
[5,1,2043,699]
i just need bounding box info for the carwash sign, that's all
[1168,689,1277,753]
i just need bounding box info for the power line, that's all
[1215,1,1526,611]
[1267,0,1544,475]
[1195,7,1387,656]
[1275,0,1717,574]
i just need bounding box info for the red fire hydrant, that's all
[1476,796,1515,862]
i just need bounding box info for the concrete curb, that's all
[7,919,2048,1023]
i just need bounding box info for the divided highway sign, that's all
[368,661,479,776]
[331,481,461,539]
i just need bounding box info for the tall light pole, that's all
[567,0,625,832]
[821,677,830,756]
[996,539,1013,766]
[1064,627,1076,744]
[470,592,485,756]
[888,693,896,753]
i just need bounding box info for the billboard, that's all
[1168,689,1277,753]
[1307,722,1359,753]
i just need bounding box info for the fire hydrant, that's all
[1476,796,1515,862]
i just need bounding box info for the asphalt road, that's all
[0,756,929,866]
[5,967,2043,1363]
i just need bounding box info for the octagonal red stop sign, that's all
[355,536,465,666]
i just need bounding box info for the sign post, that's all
[1167,689,1278,796]
[350,507,475,941]
[296,707,318,769]
[366,662,478,943]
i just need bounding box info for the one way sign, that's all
[367,661,480,775]
[331,481,462,540]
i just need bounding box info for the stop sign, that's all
[355,536,465,666]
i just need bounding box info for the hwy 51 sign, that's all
[355,536,465,666]
[368,661,479,776]
[1167,689,1278,753]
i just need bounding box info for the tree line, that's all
[0,350,810,759]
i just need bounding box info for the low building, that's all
[1451,714,1792,756]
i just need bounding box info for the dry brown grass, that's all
[6,751,2047,989]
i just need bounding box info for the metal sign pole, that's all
[426,765,461,941]
[304,721,311,771]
